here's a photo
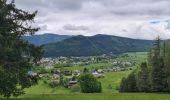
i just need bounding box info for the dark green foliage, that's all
[44,34,153,57]
[150,37,165,92]
[0,0,43,97]
[59,74,64,85]
[162,42,170,92]
[63,78,69,88]
[72,76,77,81]
[119,77,127,92]
[137,62,149,92]
[78,74,102,93]
[119,72,137,92]
[83,68,89,73]
[120,37,170,93]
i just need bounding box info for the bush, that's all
[78,74,102,93]
[43,80,48,84]
[63,78,69,88]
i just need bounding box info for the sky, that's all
[13,0,170,40]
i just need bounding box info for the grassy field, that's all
[99,71,131,93]
[116,52,147,64]
[3,93,170,100]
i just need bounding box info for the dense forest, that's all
[44,34,153,57]
[120,37,170,92]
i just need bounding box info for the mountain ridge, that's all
[43,34,154,57]
[23,33,72,45]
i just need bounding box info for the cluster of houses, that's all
[49,65,130,86]
[39,55,124,69]
[35,56,134,88]
[28,63,132,88]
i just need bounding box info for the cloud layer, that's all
[14,0,170,40]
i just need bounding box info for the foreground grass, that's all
[2,93,170,100]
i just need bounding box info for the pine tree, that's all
[150,37,164,92]
[126,72,138,92]
[119,77,128,92]
[119,72,137,92]
[0,0,43,97]
[162,42,170,92]
[137,62,149,92]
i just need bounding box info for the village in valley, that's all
[28,52,146,90]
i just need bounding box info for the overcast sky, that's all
[14,0,170,40]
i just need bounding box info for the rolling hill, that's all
[23,33,72,45]
[44,34,153,57]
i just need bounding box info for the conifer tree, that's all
[150,37,164,92]
[0,0,43,97]
[137,62,149,92]
[120,72,137,92]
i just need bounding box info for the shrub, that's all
[63,78,69,88]
[78,74,102,93]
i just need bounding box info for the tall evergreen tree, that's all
[120,37,170,93]
[150,37,164,92]
[126,72,138,92]
[120,72,137,92]
[137,62,149,92]
[119,77,128,92]
[162,42,170,92]
[0,0,43,97]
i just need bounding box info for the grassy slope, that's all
[99,71,131,93]
[4,93,170,100]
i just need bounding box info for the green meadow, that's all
[3,93,170,100]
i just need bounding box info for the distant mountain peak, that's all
[44,35,153,57]
[23,33,72,45]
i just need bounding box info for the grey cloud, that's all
[15,0,88,10]
[63,24,89,31]
[109,1,170,16]
[14,0,170,16]
[12,0,170,39]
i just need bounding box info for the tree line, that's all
[120,37,170,92]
